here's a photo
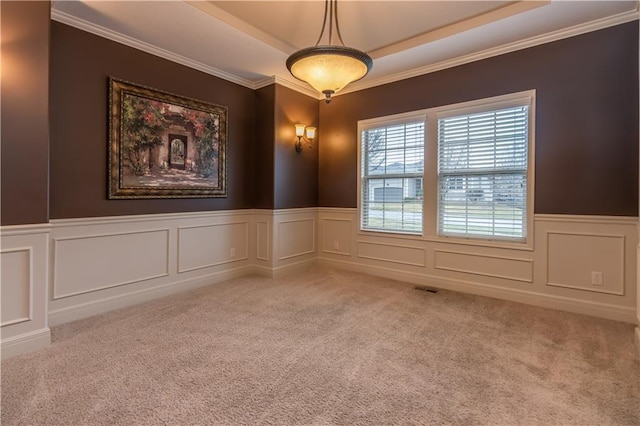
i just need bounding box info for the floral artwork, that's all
[108,78,227,199]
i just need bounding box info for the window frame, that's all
[358,112,427,236]
[357,90,535,250]
[435,94,534,244]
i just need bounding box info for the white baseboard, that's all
[318,257,637,324]
[48,265,254,326]
[253,265,274,278]
[1,328,51,360]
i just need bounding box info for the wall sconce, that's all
[295,123,316,153]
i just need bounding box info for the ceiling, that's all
[51,1,639,99]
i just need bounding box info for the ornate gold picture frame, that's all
[108,77,228,199]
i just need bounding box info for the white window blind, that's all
[437,105,529,241]
[361,121,424,234]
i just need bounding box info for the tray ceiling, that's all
[51,1,639,98]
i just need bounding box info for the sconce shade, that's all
[295,123,306,137]
[305,126,316,140]
[294,124,316,153]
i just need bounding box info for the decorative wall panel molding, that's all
[321,218,352,256]
[546,232,625,295]
[357,240,426,267]
[53,229,170,299]
[434,250,534,283]
[178,222,249,273]
[1,248,32,326]
[257,221,270,261]
[278,218,315,260]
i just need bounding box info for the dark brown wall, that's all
[254,85,276,209]
[1,2,50,225]
[319,22,639,216]
[274,85,319,209]
[50,22,256,219]
[8,18,637,220]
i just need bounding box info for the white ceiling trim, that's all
[50,8,256,89]
[338,6,640,97]
[51,5,639,101]
[254,76,320,99]
[51,7,322,98]
[367,1,548,60]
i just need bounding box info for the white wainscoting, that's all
[434,250,534,283]
[45,209,318,330]
[53,229,170,299]
[255,208,318,277]
[358,240,426,267]
[47,211,256,327]
[278,218,315,260]
[321,218,352,256]
[1,224,51,359]
[2,208,637,358]
[546,231,625,295]
[2,248,32,327]
[256,221,270,261]
[318,208,638,323]
[178,222,249,273]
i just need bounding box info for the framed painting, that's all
[108,77,227,199]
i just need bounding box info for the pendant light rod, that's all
[333,0,345,46]
[329,0,334,45]
[315,0,345,47]
[315,0,329,45]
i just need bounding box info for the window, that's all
[360,119,425,234]
[437,103,530,241]
[358,90,534,245]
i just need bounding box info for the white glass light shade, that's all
[305,126,316,140]
[295,123,306,137]
[287,46,373,102]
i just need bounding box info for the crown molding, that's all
[51,5,639,100]
[252,76,277,90]
[368,0,548,60]
[338,7,640,97]
[50,8,256,90]
[51,7,321,97]
[254,76,322,99]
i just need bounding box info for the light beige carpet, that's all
[2,267,639,425]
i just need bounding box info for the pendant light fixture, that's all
[286,0,373,103]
